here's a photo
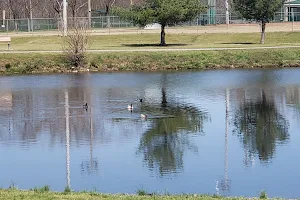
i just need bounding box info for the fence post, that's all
[292,11,294,32]
[197,17,199,34]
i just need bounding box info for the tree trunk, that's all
[29,0,33,32]
[106,5,111,28]
[160,24,166,46]
[260,22,266,44]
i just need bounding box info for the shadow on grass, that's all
[122,43,188,47]
[219,42,256,45]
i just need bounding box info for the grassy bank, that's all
[4,32,300,51]
[0,48,300,74]
[0,188,264,200]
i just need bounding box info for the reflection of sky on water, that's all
[0,69,300,197]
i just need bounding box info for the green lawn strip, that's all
[0,48,300,74]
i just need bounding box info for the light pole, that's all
[63,0,68,36]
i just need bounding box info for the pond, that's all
[0,69,300,197]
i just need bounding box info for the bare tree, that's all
[0,0,144,20]
[4,0,24,31]
[68,0,88,19]
[91,0,117,27]
[63,23,89,68]
[40,0,57,18]
[22,0,39,31]
[53,0,63,32]
[53,0,63,17]
[5,0,23,19]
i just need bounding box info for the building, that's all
[284,0,300,21]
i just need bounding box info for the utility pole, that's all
[225,0,229,26]
[63,0,68,36]
[88,0,91,29]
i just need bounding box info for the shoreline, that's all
[0,48,300,75]
[0,188,269,200]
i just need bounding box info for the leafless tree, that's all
[63,22,89,68]
[53,0,63,17]
[39,0,57,18]
[5,0,22,19]
[0,0,143,20]
[68,0,88,19]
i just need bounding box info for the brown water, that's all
[0,69,299,197]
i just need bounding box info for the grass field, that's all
[2,32,300,51]
[0,31,299,74]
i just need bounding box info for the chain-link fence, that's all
[0,16,134,32]
[0,13,298,33]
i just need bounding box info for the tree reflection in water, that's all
[233,89,289,163]
[137,84,209,176]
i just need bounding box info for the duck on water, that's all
[127,104,133,110]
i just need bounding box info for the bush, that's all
[259,190,267,199]
[63,23,89,68]
[5,63,11,70]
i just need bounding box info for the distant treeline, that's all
[0,0,144,19]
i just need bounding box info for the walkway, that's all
[0,45,299,54]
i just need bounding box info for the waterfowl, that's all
[136,97,143,103]
[127,104,133,110]
[140,114,147,119]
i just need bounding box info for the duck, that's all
[140,114,147,119]
[83,103,88,108]
[127,104,133,110]
[136,97,143,103]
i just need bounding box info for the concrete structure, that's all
[284,0,300,21]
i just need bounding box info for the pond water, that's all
[0,69,300,197]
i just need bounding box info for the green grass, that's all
[0,53,68,74]
[1,48,300,74]
[136,188,147,195]
[0,188,266,200]
[0,31,299,74]
[30,185,50,193]
[2,32,300,51]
